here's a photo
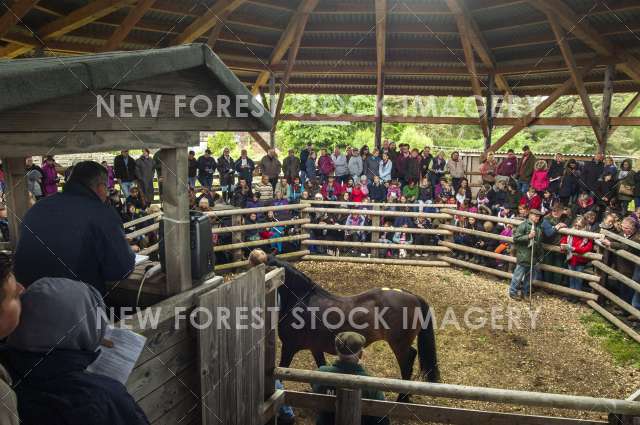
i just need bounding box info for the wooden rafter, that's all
[277,114,640,127]
[610,92,640,137]
[250,0,319,95]
[529,0,640,84]
[206,9,233,49]
[100,0,156,52]
[374,0,387,149]
[174,0,247,45]
[487,61,596,152]
[548,14,604,147]
[453,13,489,139]
[272,0,318,124]
[0,0,134,58]
[248,131,271,153]
[598,64,614,152]
[445,0,511,96]
[0,0,40,40]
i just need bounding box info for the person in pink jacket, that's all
[530,159,549,194]
[41,156,60,197]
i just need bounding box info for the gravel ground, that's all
[277,261,640,424]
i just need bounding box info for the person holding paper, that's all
[0,277,150,425]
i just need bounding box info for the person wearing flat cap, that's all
[508,208,544,301]
[312,331,390,425]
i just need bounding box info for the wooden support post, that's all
[335,388,362,425]
[370,204,381,257]
[230,213,244,261]
[3,157,30,249]
[159,148,192,295]
[485,73,494,151]
[374,0,386,150]
[269,73,276,149]
[599,64,614,154]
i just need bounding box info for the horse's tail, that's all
[417,296,440,382]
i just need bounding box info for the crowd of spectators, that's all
[9,140,640,316]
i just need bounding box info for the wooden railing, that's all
[273,367,640,425]
[117,201,639,345]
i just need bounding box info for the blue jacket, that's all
[14,181,135,295]
[1,348,149,425]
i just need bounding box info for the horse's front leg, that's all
[311,350,326,367]
[280,344,297,368]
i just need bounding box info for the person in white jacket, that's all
[331,147,349,183]
[347,148,363,181]
[379,152,393,182]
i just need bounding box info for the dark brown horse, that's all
[270,258,440,400]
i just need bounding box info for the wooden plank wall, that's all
[198,266,266,425]
[124,276,225,425]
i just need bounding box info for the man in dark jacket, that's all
[580,153,604,195]
[260,149,282,189]
[283,149,302,184]
[113,150,136,198]
[217,147,235,203]
[135,148,155,206]
[516,146,536,194]
[197,149,217,190]
[14,161,135,295]
[188,150,198,189]
[235,149,255,188]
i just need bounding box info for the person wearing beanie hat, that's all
[312,331,390,425]
[508,209,544,301]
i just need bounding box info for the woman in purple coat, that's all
[41,156,60,197]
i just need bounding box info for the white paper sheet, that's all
[87,325,147,384]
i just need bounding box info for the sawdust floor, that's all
[277,261,640,424]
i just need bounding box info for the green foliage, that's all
[580,312,640,369]
[275,93,640,156]
[207,132,238,157]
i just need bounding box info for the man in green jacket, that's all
[312,332,390,425]
[509,209,544,300]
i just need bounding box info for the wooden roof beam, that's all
[273,0,318,123]
[249,131,271,153]
[374,0,387,149]
[206,9,234,49]
[453,14,489,139]
[250,0,318,95]
[529,0,640,85]
[174,0,247,45]
[548,14,604,147]
[0,0,134,58]
[610,92,640,137]
[0,0,40,40]
[487,61,596,152]
[100,0,156,52]
[445,0,511,96]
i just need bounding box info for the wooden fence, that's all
[113,248,640,425]
[116,200,640,345]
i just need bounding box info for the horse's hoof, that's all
[397,394,412,403]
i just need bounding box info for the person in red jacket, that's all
[317,149,335,183]
[519,186,541,211]
[320,175,343,201]
[560,215,594,296]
